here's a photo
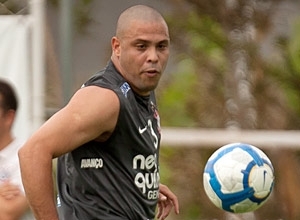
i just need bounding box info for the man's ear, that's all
[111,37,121,57]
[4,109,16,128]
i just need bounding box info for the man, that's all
[19,4,179,220]
[0,79,35,220]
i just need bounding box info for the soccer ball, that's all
[203,143,274,213]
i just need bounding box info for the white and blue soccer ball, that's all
[203,143,274,213]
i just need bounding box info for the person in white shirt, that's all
[0,79,34,220]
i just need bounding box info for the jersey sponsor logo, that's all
[139,125,148,134]
[139,119,158,149]
[80,158,103,169]
[120,82,131,98]
[133,154,159,200]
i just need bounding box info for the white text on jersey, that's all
[81,158,103,169]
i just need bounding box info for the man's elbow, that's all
[18,142,40,167]
[18,141,55,166]
[18,144,30,164]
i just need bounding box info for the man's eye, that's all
[137,44,146,49]
[158,44,168,50]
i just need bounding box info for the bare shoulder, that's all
[73,85,118,101]
[25,86,121,156]
[66,85,120,133]
[63,85,120,144]
[18,86,120,157]
[70,85,119,108]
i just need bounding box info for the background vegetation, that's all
[158,0,300,219]
[1,0,300,219]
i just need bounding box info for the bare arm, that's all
[18,86,120,220]
[0,182,29,220]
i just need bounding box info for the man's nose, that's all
[147,47,159,63]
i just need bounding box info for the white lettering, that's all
[134,170,160,195]
[148,190,159,200]
[135,172,146,193]
[80,158,103,169]
[133,154,160,199]
[133,154,157,170]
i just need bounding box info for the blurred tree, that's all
[271,20,300,128]
[159,0,300,219]
[48,0,95,35]
[161,0,288,130]
[265,19,300,219]
[3,0,300,219]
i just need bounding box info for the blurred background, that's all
[1,0,300,219]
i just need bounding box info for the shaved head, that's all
[111,4,170,96]
[116,5,169,38]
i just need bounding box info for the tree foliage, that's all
[159,0,300,219]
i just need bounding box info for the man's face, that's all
[0,96,13,140]
[0,97,6,125]
[113,20,170,96]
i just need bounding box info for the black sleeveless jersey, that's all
[57,61,161,220]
